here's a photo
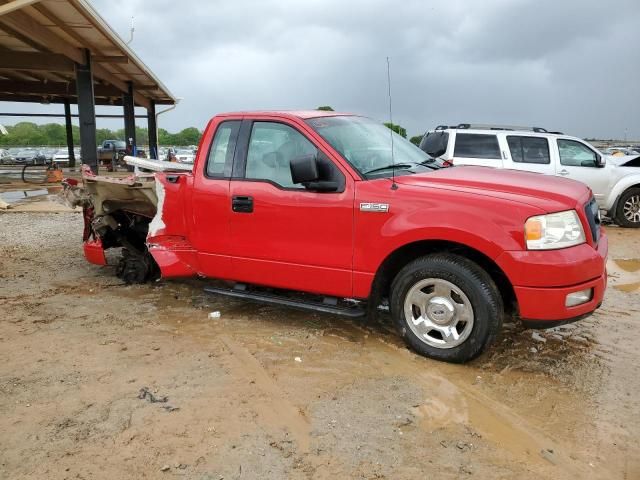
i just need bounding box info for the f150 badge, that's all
[360,202,389,213]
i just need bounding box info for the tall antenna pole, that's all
[386,57,398,190]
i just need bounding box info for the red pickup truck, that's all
[73,110,607,363]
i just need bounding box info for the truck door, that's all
[227,119,354,297]
[504,135,554,174]
[189,119,242,279]
[554,138,610,204]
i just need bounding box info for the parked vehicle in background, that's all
[605,146,640,156]
[14,148,46,165]
[97,139,127,165]
[67,111,607,363]
[0,148,12,164]
[53,148,81,165]
[419,124,640,227]
[175,148,195,163]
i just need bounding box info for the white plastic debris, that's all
[208,311,221,319]
[294,357,302,363]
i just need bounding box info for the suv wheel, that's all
[390,254,502,363]
[615,188,640,228]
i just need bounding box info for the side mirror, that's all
[290,154,339,192]
[290,154,319,184]
[596,154,606,168]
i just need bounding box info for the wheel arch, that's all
[368,239,517,319]
[608,182,640,218]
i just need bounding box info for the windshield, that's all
[306,116,443,178]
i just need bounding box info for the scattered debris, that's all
[531,332,547,343]
[138,387,180,412]
[138,387,168,403]
[294,356,302,363]
[529,347,538,353]
[540,448,557,465]
[208,311,221,319]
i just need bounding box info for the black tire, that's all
[390,253,503,363]
[614,188,640,228]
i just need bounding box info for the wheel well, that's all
[610,184,640,217]
[369,240,517,318]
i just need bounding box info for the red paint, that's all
[83,238,107,266]
[84,111,608,323]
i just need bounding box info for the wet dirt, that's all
[1,212,639,479]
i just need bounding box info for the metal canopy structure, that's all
[0,0,176,170]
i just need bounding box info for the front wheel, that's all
[390,253,503,363]
[615,188,640,228]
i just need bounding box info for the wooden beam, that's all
[0,10,83,62]
[1,6,155,108]
[0,79,122,96]
[93,55,128,64]
[0,0,41,16]
[0,51,74,71]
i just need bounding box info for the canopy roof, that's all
[0,0,176,108]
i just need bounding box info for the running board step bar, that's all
[204,284,365,318]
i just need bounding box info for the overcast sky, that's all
[3,0,640,139]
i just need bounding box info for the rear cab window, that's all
[453,133,501,159]
[205,120,241,178]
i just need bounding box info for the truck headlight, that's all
[525,210,585,250]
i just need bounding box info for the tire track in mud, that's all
[345,323,610,480]
[218,334,312,453]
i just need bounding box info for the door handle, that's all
[558,169,569,176]
[232,195,253,213]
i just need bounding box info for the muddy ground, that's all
[0,208,639,479]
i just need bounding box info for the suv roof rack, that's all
[433,124,564,135]
[456,123,550,132]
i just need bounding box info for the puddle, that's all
[613,259,640,273]
[607,258,640,293]
[0,187,62,205]
[1,189,48,203]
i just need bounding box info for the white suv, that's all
[419,124,640,227]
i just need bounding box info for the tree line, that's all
[0,122,202,147]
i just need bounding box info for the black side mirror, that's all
[290,154,319,184]
[290,154,338,192]
[595,154,606,168]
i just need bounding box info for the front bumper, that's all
[497,232,608,324]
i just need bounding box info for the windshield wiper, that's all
[363,163,415,175]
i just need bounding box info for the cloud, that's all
[3,0,639,139]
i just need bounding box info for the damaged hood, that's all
[606,154,640,167]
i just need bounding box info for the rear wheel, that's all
[615,188,640,228]
[116,248,159,284]
[390,253,502,363]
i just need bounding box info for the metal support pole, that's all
[147,100,157,159]
[75,49,97,173]
[123,81,136,156]
[63,99,76,168]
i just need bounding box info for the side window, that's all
[245,122,317,188]
[206,121,240,177]
[558,139,597,167]
[454,133,501,159]
[507,136,550,164]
